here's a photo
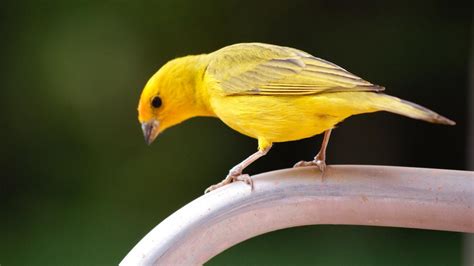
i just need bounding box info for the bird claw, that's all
[293,159,327,172]
[236,174,253,187]
[204,173,253,194]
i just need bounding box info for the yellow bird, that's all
[137,43,454,193]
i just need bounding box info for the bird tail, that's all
[369,93,455,125]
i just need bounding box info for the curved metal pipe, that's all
[120,165,474,266]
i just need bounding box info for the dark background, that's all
[1,1,472,265]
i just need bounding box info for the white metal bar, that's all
[120,165,474,266]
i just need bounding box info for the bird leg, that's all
[204,145,272,193]
[294,129,332,172]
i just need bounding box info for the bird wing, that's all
[205,43,384,96]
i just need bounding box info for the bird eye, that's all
[151,96,162,108]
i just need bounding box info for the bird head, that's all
[137,56,210,145]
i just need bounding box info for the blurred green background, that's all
[1,0,471,265]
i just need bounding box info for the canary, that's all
[137,43,454,193]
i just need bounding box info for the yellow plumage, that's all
[137,42,454,192]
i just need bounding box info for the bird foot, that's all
[293,159,327,172]
[204,172,253,194]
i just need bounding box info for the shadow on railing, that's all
[120,165,474,265]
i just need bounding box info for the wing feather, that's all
[206,43,384,96]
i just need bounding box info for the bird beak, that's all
[141,119,160,145]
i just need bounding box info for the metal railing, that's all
[120,165,474,265]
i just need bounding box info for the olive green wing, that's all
[205,43,384,96]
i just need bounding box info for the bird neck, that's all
[175,55,214,117]
[157,55,216,131]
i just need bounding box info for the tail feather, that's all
[371,93,455,125]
